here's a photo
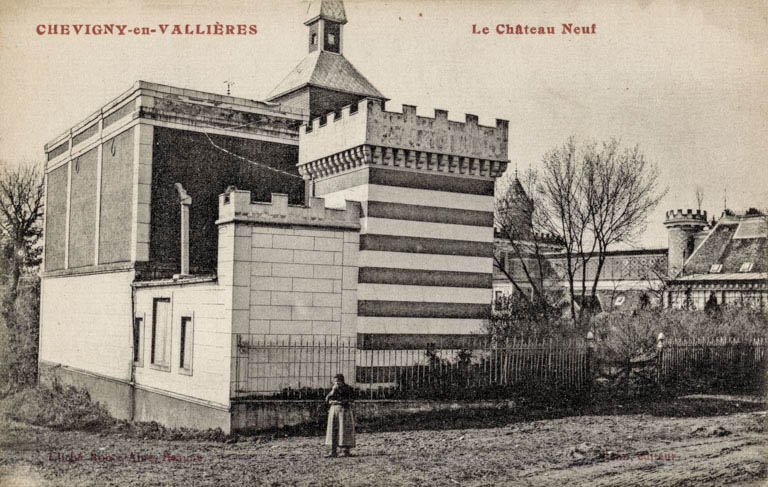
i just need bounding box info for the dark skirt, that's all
[325,404,355,447]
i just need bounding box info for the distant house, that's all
[665,209,767,310]
[493,178,768,313]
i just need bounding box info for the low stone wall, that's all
[231,399,516,433]
[39,361,231,432]
[133,387,231,432]
[39,361,133,421]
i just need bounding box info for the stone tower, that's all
[497,176,534,241]
[664,209,708,277]
[299,99,508,346]
[267,0,387,119]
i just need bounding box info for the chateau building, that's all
[664,209,767,310]
[493,197,767,313]
[38,0,507,431]
[492,177,668,313]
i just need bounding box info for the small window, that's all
[709,264,723,273]
[327,33,335,45]
[151,298,171,370]
[179,316,194,375]
[311,33,317,45]
[133,316,144,366]
[739,262,754,273]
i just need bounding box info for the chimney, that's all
[174,183,192,278]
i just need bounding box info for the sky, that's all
[1,0,766,248]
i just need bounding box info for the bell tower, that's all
[306,0,345,54]
[267,0,386,119]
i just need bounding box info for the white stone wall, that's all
[132,123,153,262]
[133,282,230,408]
[39,271,134,381]
[232,224,359,338]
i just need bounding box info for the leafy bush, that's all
[590,308,767,363]
[487,292,580,341]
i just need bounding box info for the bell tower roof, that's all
[267,0,386,118]
[305,0,347,25]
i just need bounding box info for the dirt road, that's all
[1,396,765,486]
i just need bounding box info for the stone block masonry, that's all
[297,99,508,344]
[217,190,361,339]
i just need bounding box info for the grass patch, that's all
[1,381,114,432]
[0,382,230,442]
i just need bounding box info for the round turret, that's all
[664,209,708,277]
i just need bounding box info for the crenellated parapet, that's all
[298,98,509,179]
[297,144,507,180]
[664,209,708,226]
[217,189,361,229]
[664,208,708,278]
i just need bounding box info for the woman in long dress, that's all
[325,373,355,457]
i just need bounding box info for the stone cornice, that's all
[297,144,508,180]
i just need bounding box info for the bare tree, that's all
[0,163,45,297]
[582,139,666,317]
[640,257,669,307]
[536,138,594,323]
[524,138,665,326]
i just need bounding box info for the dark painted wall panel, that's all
[309,87,365,120]
[44,164,68,271]
[151,127,302,272]
[99,128,134,264]
[369,167,495,196]
[68,148,98,268]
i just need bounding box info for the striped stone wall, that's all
[299,102,508,344]
[315,166,495,340]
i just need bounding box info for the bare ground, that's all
[0,395,766,487]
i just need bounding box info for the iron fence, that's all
[233,334,590,400]
[232,334,767,400]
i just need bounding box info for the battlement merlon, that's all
[216,190,361,230]
[664,209,708,226]
[298,98,509,168]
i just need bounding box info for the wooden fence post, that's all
[586,331,595,400]
[656,332,665,392]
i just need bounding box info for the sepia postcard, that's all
[0,0,766,485]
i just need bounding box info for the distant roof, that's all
[507,177,530,202]
[672,272,768,282]
[305,0,347,25]
[683,214,768,275]
[267,50,385,101]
